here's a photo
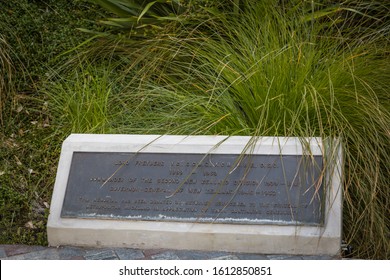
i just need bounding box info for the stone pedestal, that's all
[47,134,342,255]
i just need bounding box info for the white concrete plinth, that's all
[47,134,342,255]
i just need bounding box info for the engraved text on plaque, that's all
[61,152,324,225]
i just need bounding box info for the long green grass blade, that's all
[138,1,158,22]
[90,0,140,16]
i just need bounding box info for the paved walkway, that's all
[0,244,339,260]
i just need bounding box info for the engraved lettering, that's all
[184,179,197,184]
[62,152,324,225]
[157,178,180,184]
[93,197,118,204]
[110,186,139,192]
[79,196,90,203]
[256,190,277,196]
[150,199,172,205]
[273,203,297,209]
[90,177,124,183]
[265,181,278,187]
[188,188,202,194]
[169,169,183,176]
[201,179,229,186]
[144,187,171,193]
[266,209,297,216]
[141,177,152,183]
[203,171,217,176]
[114,160,129,166]
[135,160,164,167]
[185,201,208,206]
[234,180,258,186]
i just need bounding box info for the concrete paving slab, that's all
[304,255,339,260]
[143,249,167,258]
[237,253,269,260]
[115,248,144,260]
[84,249,119,260]
[151,251,180,260]
[0,248,7,259]
[58,246,86,260]
[212,255,240,260]
[267,254,304,260]
[4,248,61,260]
[175,250,228,260]
[3,244,47,257]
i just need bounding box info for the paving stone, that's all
[58,246,86,260]
[115,248,144,260]
[143,249,167,258]
[4,248,61,260]
[3,245,47,257]
[237,253,269,260]
[0,248,7,259]
[85,249,119,260]
[267,254,303,260]
[151,251,180,260]
[175,250,228,260]
[302,255,337,260]
[212,255,240,260]
[70,256,86,260]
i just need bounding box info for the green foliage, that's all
[84,0,233,39]
[80,0,388,258]
[0,35,15,126]
[0,103,55,245]
[90,0,186,18]
[43,63,122,136]
[0,0,108,246]
[0,0,109,94]
[86,0,390,38]
[84,0,185,38]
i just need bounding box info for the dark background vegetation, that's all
[0,0,109,245]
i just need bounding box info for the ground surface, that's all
[0,244,339,260]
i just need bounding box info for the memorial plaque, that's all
[61,152,324,225]
[48,134,342,255]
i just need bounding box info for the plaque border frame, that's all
[47,134,342,255]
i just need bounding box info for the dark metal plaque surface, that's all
[61,152,324,225]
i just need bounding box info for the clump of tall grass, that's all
[0,35,15,126]
[103,1,389,258]
[43,63,124,136]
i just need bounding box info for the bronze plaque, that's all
[61,152,324,225]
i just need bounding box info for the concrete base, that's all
[47,134,342,255]
[48,221,340,255]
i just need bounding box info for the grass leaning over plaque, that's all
[108,3,387,258]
